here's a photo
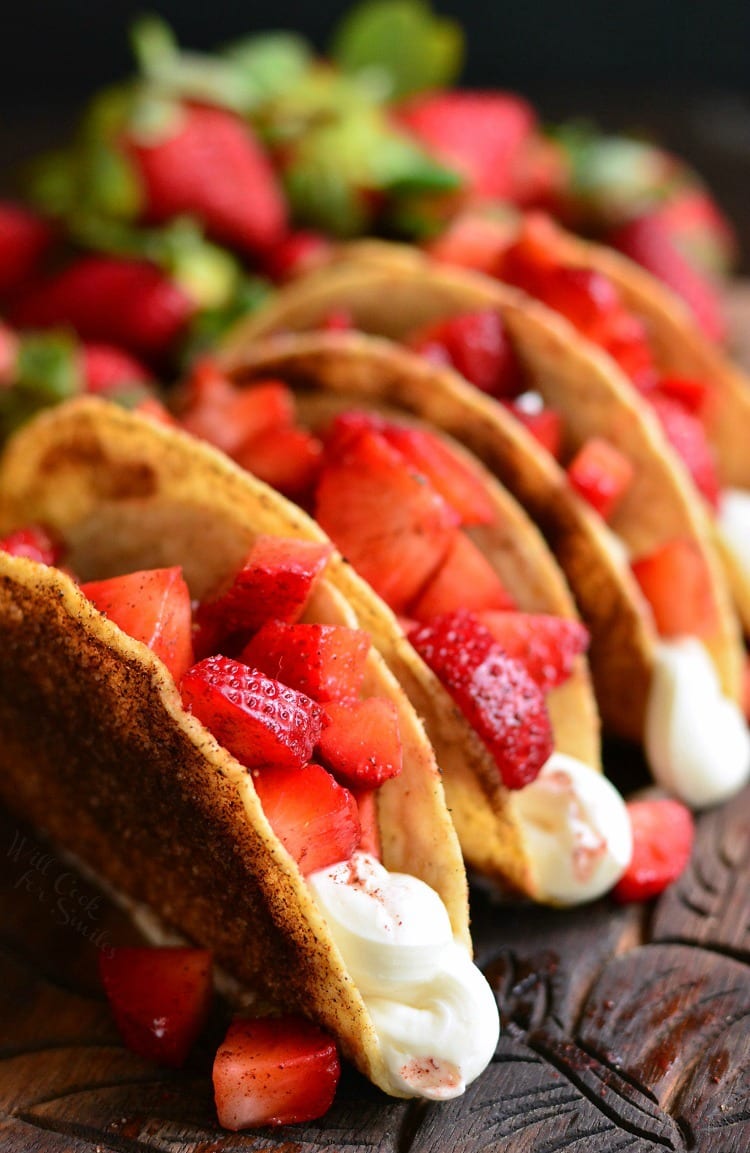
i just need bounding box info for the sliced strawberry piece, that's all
[235,425,323,501]
[353,788,381,860]
[608,213,726,343]
[81,343,154,395]
[395,91,536,200]
[194,536,332,653]
[379,423,494,525]
[181,655,326,772]
[409,611,553,789]
[315,427,459,613]
[125,103,286,257]
[0,201,55,298]
[478,610,589,691]
[240,621,370,704]
[213,1015,340,1129]
[0,524,64,566]
[99,946,212,1068]
[612,799,694,903]
[566,437,635,522]
[9,255,193,362]
[316,697,403,789]
[407,310,524,398]
[81,566,194,683]
[503,399,563,459]
[652,374,709,414]
[631,538,718,639]
[648,393,720,510]
[425,209,513,277]
[253,762,360,875]
[265,229,334,283]
[178,361,295,456]
[409,531,517,620]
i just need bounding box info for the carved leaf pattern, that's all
[1,774,749,1152]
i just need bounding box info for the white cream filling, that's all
[718,488,750,580]
[509,753,632,906]
[645,637,750,808]
[307,852,499,1100]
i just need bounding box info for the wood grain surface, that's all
[2,293,750,1152]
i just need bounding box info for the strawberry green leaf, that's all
[331,0,464,100]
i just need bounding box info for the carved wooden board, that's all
[2,289,750,1151]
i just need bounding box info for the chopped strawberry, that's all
[194,536,332,653]
[0,524,64,566]
[265,229,334,283]
[608,213,726,343]
[80,342,154,395]
[320,308,354,332]
[253,763,360,875]
[213,1015,340,1130]
[379,423,494,525]
[631,538,718,639]
[316,697,403,789]
[395,91,536,201]
[409,531,517,620]
[134,396,178,426]
[240,622,370,704]
[353,788,381,859]
[80,566,194,682]
[99,946,212,1068]
[425,209,512,277]
[0,201,55,298]
[125,103,287,257]
[503,399,563,459]
[478,610,589,691]
[9,255,193,362]
[234,425,323,501]
[612,798,694,903]
[409,611,553,789]
[648,394,720,510]
[407,310,524,398]
[652,374,709,414]
[181,656,326,772]
[314,427,459,613]
[643,187,737,277]
[566,437,635,522]
[178,361,294,456]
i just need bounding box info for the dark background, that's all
[2,2,750,261]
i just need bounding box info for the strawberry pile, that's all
[170,371,595,790]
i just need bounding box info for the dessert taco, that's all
[0,396,503,1102]
[220,258,749,808]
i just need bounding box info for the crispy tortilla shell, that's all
[0,397,478,1096]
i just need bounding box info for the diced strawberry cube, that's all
[353,788,382,859]
[253,762,361,875]
[316,698,403,789]
[179,361,295,456]
[234,425,323,501]
[407,310,524,398]
[566,437,635,522]
[503,397,563,459]
[181,655,326,772]
[0,524,64,566]
[314,427,459,612]
[409,531,517,620]
[631,538,718,639]
[652,375,710,414]
[265,229,334,283]
[81,566,194,683]
[99,946,212,1068]
[409,611,553,789]
[81,342,154,395]
[478,610,589,691]
[379,423,494,525]
[213,1015,340,1130]
[612,798,694,903]
[648,394,720,510]
[425,209,513,277]
[240,621,370,704]
[194,536,332,652]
